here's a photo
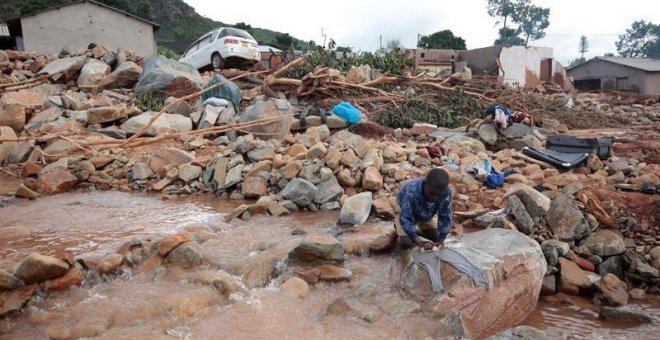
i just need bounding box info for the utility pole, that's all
[321,28,327,49]
[379,35,382,52]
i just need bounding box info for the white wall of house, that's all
[498,46,553,87]
[20,1,156,57]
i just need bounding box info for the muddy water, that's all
[1,191,659,339]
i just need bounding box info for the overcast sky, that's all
[185,0,660,65]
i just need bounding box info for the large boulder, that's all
[77,59,111,86]
[339,192,373,225]
[239,99,294,140]
[120,112,192,136]
[503,183,550,217]
[97,61,143,89]
[134,55,203,97]
[35,168,78,195]
[201,74,242,109]
[400,229,546,338]
[478,124,498,146]
[579,230,626,256]
[546,194,590,241]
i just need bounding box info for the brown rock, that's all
[242,176,267,198]
[286,143,307,157]
[42,264,84,290]
[87,104,128,125]
[325,148,342,169]
[0,284,36,316]
[21,162,42,178]
[594,273,629,306]
[14,253,69,284]
[97,254,124,273]
[558,257,590,295]
[394,169,407,181]
[295,267,321,285]
[97,61,143,89]
[224,204,249,223]
[0,104,26,132]
[0,91,45,109]
[34,168,77,195]
[411,123,437,136]
[15,183,40,199]
[90,156,114,169]
[341,223,396,255]
[148,147,194,176]
[372,198,394,218]
[0,126,17,164]
[317,264,353,281]
[307,143,327,159]
[157,233,191,256]
[279,160,303,179]
[280,277,310,297]
[362,166,383,191]
[340,149,360,168]
[245,160,272,178]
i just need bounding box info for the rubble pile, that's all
[0,48,659,326]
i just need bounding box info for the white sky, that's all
[184,0,660,65]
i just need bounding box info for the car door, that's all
[194,34,214,68]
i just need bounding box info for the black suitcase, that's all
[522,147,590,169]
[546,135,613,160]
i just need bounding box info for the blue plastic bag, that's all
[332,102,361,125]
[485,172,506,188]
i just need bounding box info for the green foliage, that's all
[568,57,586,68]
[157,46,180,60]
[616,20,660,58]
[418,30,467,50]
[375,90,483,129]
[20,0,48,14]
[285,47,414,79]
[487,0,550,46]
[134,92,166,112]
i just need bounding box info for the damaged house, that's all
[407,45,573,91]
[567,57,660,97]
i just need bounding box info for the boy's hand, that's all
[414,238,434,250]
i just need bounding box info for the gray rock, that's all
[93,126,126,139]
[77,59,111,86]
[135,55,203,97]
[97,61,142,89]
[321,202,341,211]
[339,192,373,225]
[166,242,204,268]
[314,175,343,204]
[13,253,69,284]
[299,160,323,184]
[541,245,559,266]
[507,195,534,234]
[38,56,87,77]
[239,99,294,140]
[281,178,318,207]
[247,144,275,162]
[120,112,172,136]
[599,306,652,324]
[492,325,548,340]
[598,256,624,279]
[217,106,236,125]
[502,123,534,138]
[478,123,498,146]
[288,235,344,264]
[178,164,202,182]
[281,200,299,211]
[441,135,486,153]
[0,269,25,290]
[580,230,626,256]
[198,105,222,129]
[224,165,242,189]
[6,140,35,164]
[505,183,550,217]
[546,193,590,241]
[541,240,570,257]
[131,162,153,180]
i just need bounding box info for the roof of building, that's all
[0,23,9,37]
[7,0,160,30]
[573,57,660,72]
[258,45,282,53]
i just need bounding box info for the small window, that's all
[420,53,425,58]
[217,29,226,39]
[198,35,212,48]
[183,42,200,57]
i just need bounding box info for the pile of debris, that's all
[0,48,659,317]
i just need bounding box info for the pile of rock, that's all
[571,93,660,125]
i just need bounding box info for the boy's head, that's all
[423,168,449,200]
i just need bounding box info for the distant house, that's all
[406,45,573,91]
[567,57,660,96]
[6,0,159,57]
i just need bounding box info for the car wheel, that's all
[211,53,224,70]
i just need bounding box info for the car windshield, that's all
[223,28,255,40]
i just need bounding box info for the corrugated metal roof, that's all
[597,57,660,72]
[258,45,282,53]
[0,23,9,37]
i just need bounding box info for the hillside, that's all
[0,0,310,51]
